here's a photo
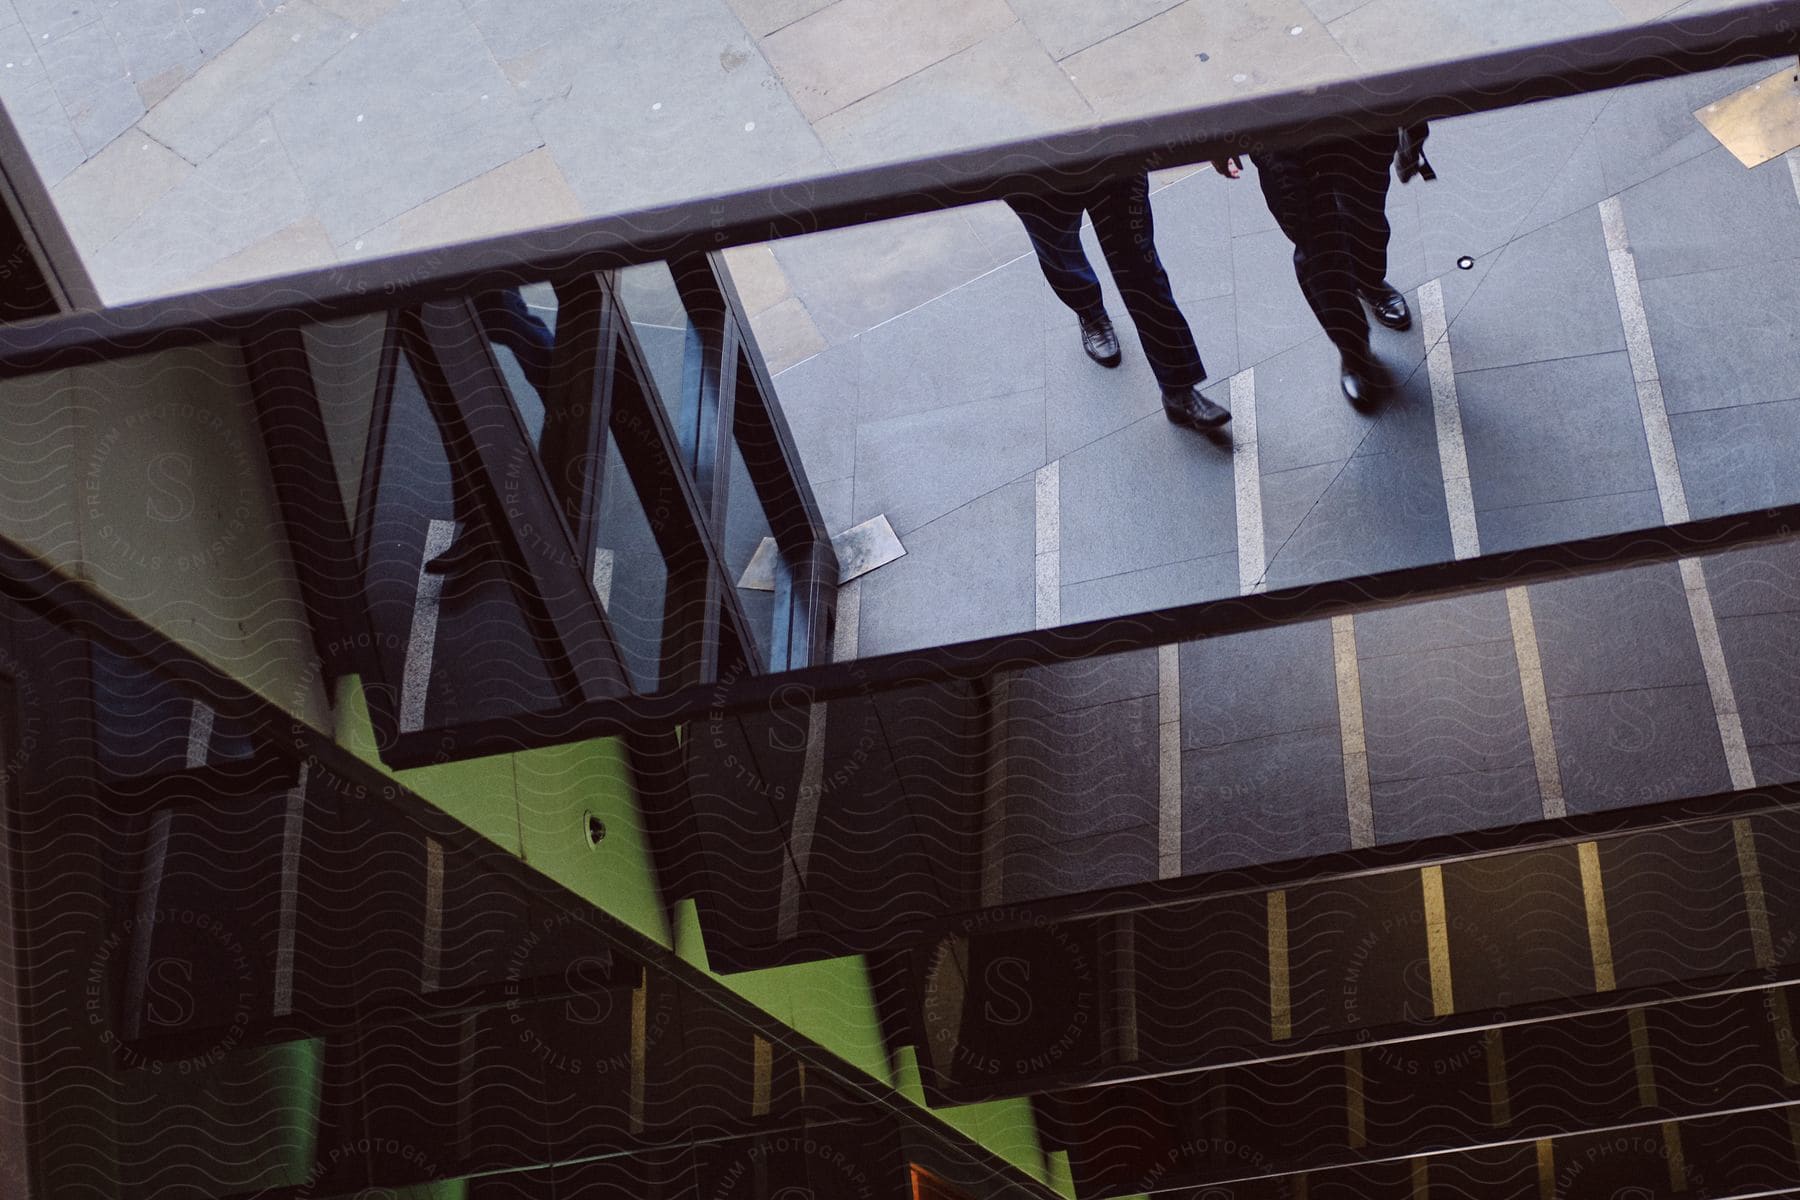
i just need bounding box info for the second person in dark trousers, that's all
[1006,171,1229,431]
[1215,123,1432,405]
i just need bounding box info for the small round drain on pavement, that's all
[585,812,607,848]
[1456,255,1475,270]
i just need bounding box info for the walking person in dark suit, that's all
[1006,171,1230,431]
[1214,123,1432,404]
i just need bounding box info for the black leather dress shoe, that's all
[1161,385,1230,430]
[1080,312,1122,367]
[1339,346,1388,406]
[423,526,491,578]
[1362,281,1411,330]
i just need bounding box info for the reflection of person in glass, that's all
[1006,173,1231,431]
[425,287,555,577]
[1214,123,1432,405]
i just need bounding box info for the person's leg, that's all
[1335,130,1399,295]
[1004,193,1106,318]
[474,288,555,399]
[1257,150,1368,354]
[1087,172,1206,390]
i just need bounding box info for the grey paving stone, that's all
[1261,448,1453,591]
[1058,405,1237,584]
[856,256,1046,421]
[1750,742,1800,788]
[812,21,1091,171]
[1642,260,1800,416]
[809,473,853,532]
[1443,204,1623,373]
[1550,684,1730,813]
[1475,489,1666,555]
[528,0,830,224]
[11,0,89,44]
[36,17,141,154]
[1529,563,1708,697]
[1010,647,1159,714]
[1145,169,1236,305]
[722,0,833,37]
[1619,146,1800,282]
[0,24,86,186]
[1225,155,1280,237]
[273,0,542,245]
[1371,765,1544,844]
[1231,225,1323,368]
[1180,619,1339,748]
[1061,0,1353,119]
[1259,458,1335,553]
[1714,609,1800,750]
[184,0,265,56]
[1044,294,1237,462]
[1057,549,1238,625]
[1513,126,1611,240]
[87,116,306,299]
[1458,351,1654,513]
[1355,590,1512,659]
[1180,727,1350,874]
[1252,328,1431,475]
[1700,541,1800,619]
[1004,822,1157,904]
[1671,398,1800,520]
[1360,637,1534,782]
[1302,0,1369,24]
[1003,693,1159,842]
[1325,0,1485,70]
[464,0,601,62]
[855,476,1034,657]
[769,338,857,483]
[1007,0,1182,60]
[1418,91,1612,277]
[1591,60,1776,196]
[852,386,1046,535]
[771,207,1016,345]
[100,0,203,108]
[140,0,353,164]
[760,0,1015,122]
[50,129,191,253]
[746,296,825,374]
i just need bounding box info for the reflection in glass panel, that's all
[615,261,699,444]
[594,429,668,693]
[300,313,388,523]
[723,430,776,666]
[473,281,559,444]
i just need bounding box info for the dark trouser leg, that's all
[1331,131,1398,293]
[1256,151,1368,354]
[474,288,555,399]
[1086,172,1206,389]
[1005,193,1106,318]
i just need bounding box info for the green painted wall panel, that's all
[333,676,524,856]
[513,737,671,948]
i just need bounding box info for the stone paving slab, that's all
[527,0,829,221]
[101,0,204,109]
[48,126,188,253]
[0,19,84,185]
[761,0,1015,122]
[270,0,539,245]
[1060,0,1353,119]
[811,20,1093,171]
[87,115,308,299]
[139,0,353,165]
